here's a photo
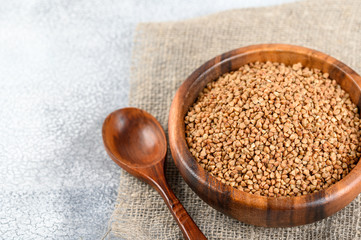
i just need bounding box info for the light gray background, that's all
[0,0,296,239]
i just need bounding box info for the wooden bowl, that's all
[168,44,361,227]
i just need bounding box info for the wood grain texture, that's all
[102,108,206,239]
[168,44,361,227]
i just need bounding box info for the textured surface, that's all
[0,0,297,239]
[110,0,361,239]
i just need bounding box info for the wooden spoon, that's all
[102,107,206,240]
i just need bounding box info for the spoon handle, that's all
[149,173,207,240]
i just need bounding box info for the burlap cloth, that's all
[107,0,361,239]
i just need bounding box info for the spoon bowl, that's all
[102,107,206,240]
[102,108,166,170]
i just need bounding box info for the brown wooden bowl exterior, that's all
[168,44,361,227]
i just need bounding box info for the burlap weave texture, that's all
[108,0,361,239]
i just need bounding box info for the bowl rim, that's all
[168,43,361,212]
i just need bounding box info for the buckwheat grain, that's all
[185,61,361,197]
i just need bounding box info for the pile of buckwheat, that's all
[185,61,361,197]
